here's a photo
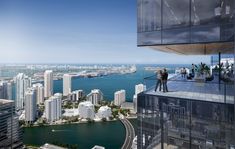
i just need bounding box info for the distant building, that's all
[135,84,146,95]
[87,89,103,105]
[0,81,13,100]
[0,81,7,99]
[133,84,146,113]
[44,70,53,98]
[15,73,31,110]
[45,96,62,122]
[54,93,63,100]
[62,108,79,117]
[68,90,84,101]
[121,102,134,111]
[114,90,126,106]
[25,88,37,123]
[6,82,13,100]
[97,106,112,119]
[78,101,95,119]
[63,74,72,96]
[0,99,23,149]
[32,83,44,104]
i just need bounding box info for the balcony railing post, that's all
[224,83,226,103]
[219,52,221,90]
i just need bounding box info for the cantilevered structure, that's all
[137,0,235,148]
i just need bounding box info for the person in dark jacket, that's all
[154,70,162,92]
[162,68,168,92]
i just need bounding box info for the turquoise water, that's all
[54,65,152,101]
[53,64,186,101]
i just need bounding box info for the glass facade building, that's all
[137,92,234,149]
[137,0,235,148]
[0,99,23,149]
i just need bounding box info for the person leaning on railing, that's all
[154,70,162,92]
[162,68,168,92]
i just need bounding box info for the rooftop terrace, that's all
[144,75,234,104]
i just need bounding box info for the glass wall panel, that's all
[220,23,234,41]
[137,0,161,33]
[138,94,235,149]
[163,0,190,29]
[162,28,190,44]
[191,25,220,43]
[138,31,161,46]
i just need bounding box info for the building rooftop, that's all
[98,106,111,111]
[144,75,234,104]
[79,101,93,107]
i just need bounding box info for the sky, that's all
[0,0,210,64]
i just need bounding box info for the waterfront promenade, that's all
[121,118,135,149]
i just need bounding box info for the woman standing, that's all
[162,68,168,92]
[155,70,162,92]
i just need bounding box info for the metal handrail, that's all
[144,74,234,85]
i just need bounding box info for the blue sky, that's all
[0,0,209,64]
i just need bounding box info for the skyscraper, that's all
[137,0,235,148]
[133,84,146,113]
[45,96,61,122]
[87,89,103,105]
[32,83,44,105]
[15,73,31,110]
[135,84,146,95]
[0,81,7,99]
[25,88,37,123]
[68,90,84,101]
[114,90,126,106]
[0,81,14,100]
[0,99,23,149]
[63,74,72,96]
[6,82,13,100]
[44,70,53,98]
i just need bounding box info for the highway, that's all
[120,118,135,149]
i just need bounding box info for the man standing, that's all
[191,63,195,77]
[162,68,168,92]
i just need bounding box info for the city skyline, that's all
[0,0,210,64]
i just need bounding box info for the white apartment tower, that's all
[114,90,126,106]
[44,70,53,98]
[63,74,72,96]
[68,90,84,101]
[15,73,31,110]
[87,89,103,105]
[135,84,146,95]
[133,84,146,113]
[25,88,37,123]
[45,96,62,122]
[32,83,44,105]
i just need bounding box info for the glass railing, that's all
[143,74,235,104]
